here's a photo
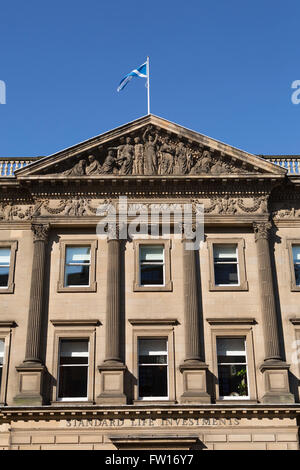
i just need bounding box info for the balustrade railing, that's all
[261,156,300,175]
[0,158,38,177]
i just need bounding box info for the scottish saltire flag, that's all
[117,61,147,92]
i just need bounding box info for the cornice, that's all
[0,404,300,421]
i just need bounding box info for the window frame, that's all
[57,338,90,402]
[207,238,248,291]
[50,324,97,404]
[57,239,97,293]
[286,239,300,291]
[137,337,169,401]
[210,324,257,403]
[0,322,15,405]
[0,241,18,294]
[216,336,250,400]
[139,244,165,287]
[133,239,172,292]
[130,323,176,403]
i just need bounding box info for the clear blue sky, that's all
[1,0,299,157]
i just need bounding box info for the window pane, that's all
[60,340,89,365]
[295,265,300,286]
[0,267,9,287]
[293,246,300,286]
[214,264,238,285]
[0,339,4,365]
[292,245,300,262]
[213,244,237,261]
[217,338,248,397]
[65,265,90,286]
[140,245,164,262]
[0,248,10,265]
[0,340,4,391]
[58,365,88,398]
[66,246,90,264]
[218,365,248,397]
[139,339,167,364]
[140,265,164,285]
[139,365,168,397]
[139,339,167,357]
[217,338,246,357]
[60,340,88,357]
[58,340,89,399]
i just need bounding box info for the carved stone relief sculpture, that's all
[43,125,262,178]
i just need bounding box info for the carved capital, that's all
[31,223,50,242]
[253,221,272,242]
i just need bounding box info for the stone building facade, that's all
[0,114,300,450]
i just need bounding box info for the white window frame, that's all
[57,338,90,402]
[292,245,300,287]
[213,244,240,287]
[0,247,11,289]
[0,338,4,390]
[137,337,169,401]
[217,336,250,401]
[64,246,91,288]
[139,245,165,287]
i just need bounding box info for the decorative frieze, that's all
[42,126,263,178]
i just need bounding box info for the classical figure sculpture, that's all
[143,126,158,175]
[117,137,134,175]
[62,159,86,176]
[174,142,188,175]
[133,136,144,175]
[86,155,101,175]
[190,150,212,175]
[100,149,117,174]
[210,160,229,175]
[159,137,174,175]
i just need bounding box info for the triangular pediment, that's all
[15,115,287,179]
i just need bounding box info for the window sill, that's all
[0,284,14,294]
[57,281,97,293]
[216,399,257,404]
[51,400,94,406]
[209,281,248,292]
[291,286,300,292]
[133,281,173,292]
[133,400,177,405]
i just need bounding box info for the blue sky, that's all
[0,0,299,157]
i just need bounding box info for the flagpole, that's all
[147,56,150,114]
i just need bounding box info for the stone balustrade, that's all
[261,156,300,175]
[0,158,38,177]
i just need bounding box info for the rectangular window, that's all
[139,245,164,286]
[138,338,168,399]
[0,339,4,391]
[213,244,239,286]
[292,245,300,287]
[64,246,91,287]
[0,248,11,288]
[58,339,89,401]
[217,337,249,399]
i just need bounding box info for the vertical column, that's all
[104,238,122,363]
[97,229,127,404]
[179,239,210,403]
[14,223,50,405]
[253,221,294,403]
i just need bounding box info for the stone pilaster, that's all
[179,239,210,403]
[253,221,294,403]
[97,231,127,404]
[14,223,50,405]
